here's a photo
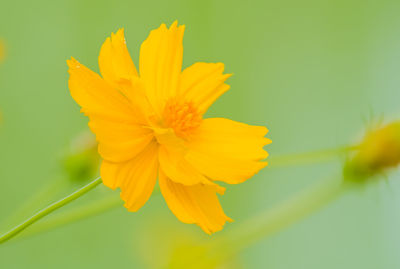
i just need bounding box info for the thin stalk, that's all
[0,145,355,244]
[0,177,102,244]
[211,175,345,263]
[19,194,122,240]
[3,176,68,230]
[269,145,357,168]
[172,175,345,268]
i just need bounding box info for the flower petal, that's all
[93,117,154,162]
[158,145,211,186]
[101,142,159,212]
[67,57,135,121]
[67,58,152,162]
[99,28,138,88]
[159,169,232,234]
[98,31,151,122]
[139,21,185,115]
[179,62,231,114]
[185,118,271,184]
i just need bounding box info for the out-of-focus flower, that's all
[0,40,4,127]
[167,243,243,269]
[0,39,5,63]
[67,21,270,234]
[344,121,400,180]
[62,131,100,183]
[138,219,243,269]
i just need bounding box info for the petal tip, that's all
[123,203,139,212]
[67,57,81,71]
[223,73,233,81]
[169,20,185,34]
[121,194,141,213]
[159,23,168,30]
[170,20,178,28]
[101,179,118,190]
[114,28,125,40]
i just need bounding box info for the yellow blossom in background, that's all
[0,40,4,127]
[0,39,4,63]
[138,219,243,269]
[168,243,243,269]
[0,40,4,126]
[344,121,400,180]
[67,21,270,233]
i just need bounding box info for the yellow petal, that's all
[98,30,151,123]
[67,58,152,162]
[95,121,154,162]
[185,118,271,184]
[139,21,185,115]
[67,57,135,121]
[101,142,159,212]
[99,28,138,88]
[159,169,232,234]
[180,62,231,114]
[158,144,218,187]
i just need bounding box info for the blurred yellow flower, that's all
[0,39,4,62]
[345,121,400,180]
[138,219,243,269]
[67,21,270,234]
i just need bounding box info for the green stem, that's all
[0,177,102,244]
[172,175,346,268]
[3,177,68,230]
[212,175,345,262]
[19,194,122,241]
[0,145,355,244]
[269,145,357,168]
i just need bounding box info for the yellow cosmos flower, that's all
[67,21,270,234]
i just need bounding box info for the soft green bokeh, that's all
[1,0,400,268]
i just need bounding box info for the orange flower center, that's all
[163,98,202,139]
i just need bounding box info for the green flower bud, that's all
[344,121,400,181]
[62,131,100,182]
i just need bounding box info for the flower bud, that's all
[61,131,100,182]
[344,121,400,180]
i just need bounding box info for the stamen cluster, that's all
[163,98,202,139]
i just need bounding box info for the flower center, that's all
[163,98,202,139]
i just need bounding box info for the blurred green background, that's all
[1,0,400,268]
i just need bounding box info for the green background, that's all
[1,0,400,268]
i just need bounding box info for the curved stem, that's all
[212,175,345,262]
[19,194,122,241]
[0,177,102,244]
[172,175,346,268]
[0,145,355,244]
[224,176,342,247]
[20,187,160,241]
[3,176,68,230]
